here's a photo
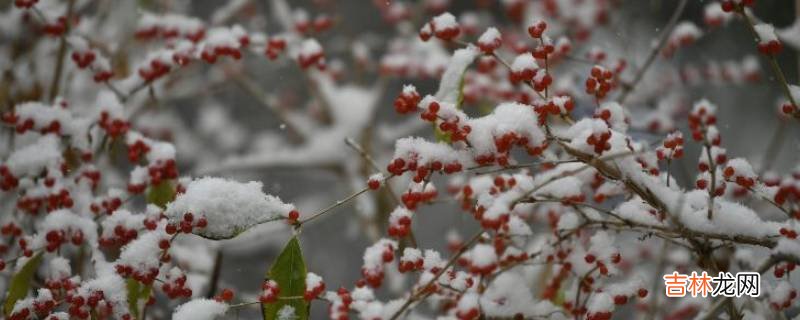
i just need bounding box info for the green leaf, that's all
[3,252,43,316]
[263,236,308,320]
[456,70,467,109]
[434,123,452,143]
[126,279,151,320]
[146,179,175,208]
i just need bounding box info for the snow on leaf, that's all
[165,177,294,239]
[435,45,479,105]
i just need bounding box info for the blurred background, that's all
[3,0,800,318]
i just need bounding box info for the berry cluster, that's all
[656,131,685,161]
[387,208,413,238]
[134,14,205,42]
[13,0,38,9]
[259,280,280,303]
[755,24,782,55]
[585,125,612,155]
[361,240,396,288]
[213,288,235,302]
[476,28,502,54]
[90,195,122,216]
[146,159,179,186]
[294,13,334,34]
[44,229,84,252]
[8,290,57,320]
[167,212,208,234]
[297,40,325,69]
[265,37,287,60]
[161,268,193,299]
[304,273,326,301]
[398,248,424,273]
[66,289,129,319]
[419,13,461,41]
[394,85,421,114]
[327,287,353,320]
[723,162,756,189]
[585,65,615,100]
[137,56,174,83]
[99,222,139,247]
[98,111,130,139]
[400,183,438,210]
[200,28,249,63]
[720,0,755,12]
[778,227,798,239]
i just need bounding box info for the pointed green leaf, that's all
[3,252,43,316]
[146,179,175,208]
[456,70,467,109]
[263,236,308,320]
[126,279,151,320]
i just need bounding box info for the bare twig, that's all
[388,232,484,320]
[618,0,689,104]
[47,0,77,102]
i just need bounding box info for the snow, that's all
[165,177,295,239]
[277,305,297,320]
[587,231,618,261]
[616,198,662,226]
[33,209,98,249]
[597,102,628,132]
[173,299,228,320]
[101,209,146,239]
[306,272,323,288]
[671,22,702,42]
[773,238,800,260]
[74,270,130,318]
[363,238,397,272]
[470,244,497,268]
[510,53,538,72]
[678,190,780,238]
[480,272,559,317]
[392,137,473,166]
[478,28,501,45]
[423,249,445,271]
[435,45,479,104]
[147,141,177,163]
[299,38,322,57]
[466,102,546,155]
[726,158,756,179]
[5,135,62,177]
[534,176,583,200]
[401,247,423,262]
[432,12,459,30]
[118,229,168,274]
[47,257,72,280]
[586,292,614,313]
[754,23,778,42]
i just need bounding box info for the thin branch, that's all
[737,7,800,121]
[47,0,76,102]
[230,72,305,144]
[388,232,484,320]
[344,137,401,206]
[618,0,689,104]
[295,175,394,227]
